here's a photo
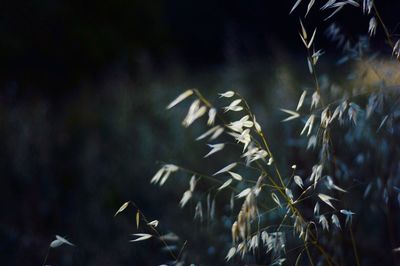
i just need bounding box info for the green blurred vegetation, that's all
[0,58,304,264]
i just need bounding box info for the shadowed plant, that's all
[115,1,400,265]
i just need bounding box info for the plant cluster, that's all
[114,1,400,265]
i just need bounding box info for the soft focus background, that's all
[1,1,400,265]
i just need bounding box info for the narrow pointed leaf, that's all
[272,193,281,207]
[294,175,304,189]
[290,0,303,14]
[147,220,159,227]
[228,171,243,181]
[306,0,315,17]
[218,178,233,191]
[236,188,252,198]
[280,109,300,122]
[130,234,152,242]
[307,28,317,48]
[318,193,336,209]
[166,90,193,109]
[213,163,237,176]
[51,235,75,248]
[225,247,236,261]
[115,201,130,217]
[296,90,307,111]
[219,91,235,98]
[136,211,140,229]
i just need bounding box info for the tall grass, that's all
[114,1,400,265]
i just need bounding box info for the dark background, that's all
[2,0,399,96]
[0,1,399,265]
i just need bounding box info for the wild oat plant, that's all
[115,1,400,265]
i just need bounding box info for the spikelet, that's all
[166,89,193,109]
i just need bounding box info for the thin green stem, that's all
[181,90,338,265]
[307,48,325,107]
[42,247,50,266]
[305,242,315,266]
[129,201,178,261]
[373,3,394,48]
[373,3,400,64]
[349,226,360,266]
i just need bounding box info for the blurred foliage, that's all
[2,0,400,93]
[0,59,300,264]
